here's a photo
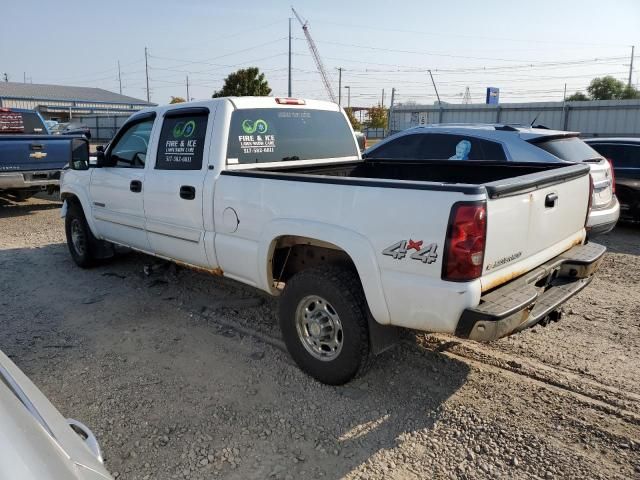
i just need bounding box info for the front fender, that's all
[258,219,391,325]
[60,183,100,239]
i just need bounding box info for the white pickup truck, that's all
[60,97,605,384]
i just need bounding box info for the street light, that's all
[345,86,351,109]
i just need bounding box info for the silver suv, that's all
[364,124,620,235]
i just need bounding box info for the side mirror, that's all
[95,150,107,168]
[70,137,90,170]
[96,145,104,152]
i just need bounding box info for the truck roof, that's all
[136,97,341,116]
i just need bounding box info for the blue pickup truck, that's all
[0,108,80,201]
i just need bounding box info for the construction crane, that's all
[291,7,337,103]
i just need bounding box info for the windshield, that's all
[534,136,602,162]
[227,108,358,164]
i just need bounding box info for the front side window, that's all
[109,119,154,168]
[227,108,358,164]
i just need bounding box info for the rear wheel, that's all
[279,265,370,385]
[65,202,97,268]
[8,190,36,202]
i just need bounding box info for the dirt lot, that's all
[1,193,639,480]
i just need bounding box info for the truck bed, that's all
[223,159,589,198]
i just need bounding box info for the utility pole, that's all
[345,86,351,109]
[428,70,441,105]
[144,46,150,103]
[288,17,292,97]
[563,83,567,102]
[118,60,122,95]
[3,73,8,82]
[381,88,385,107]
[629,45,635,87]
[186,75,190,101]
[388,87,395,134]
[23,72,26,83]
[338,67,342,106]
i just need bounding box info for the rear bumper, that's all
[0,170,61,190]
[455,242,606,341]
[587,196,619,236]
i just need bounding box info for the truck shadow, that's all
[0,244,470,480]
[0,194,61,218]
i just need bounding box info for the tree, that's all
[170,96,186,104]
[212,67,271,98]
[366,104,388,129]
[345,108,361,131]
[587,76,626,100]
[566,91,589,101]
[620,84,640,100]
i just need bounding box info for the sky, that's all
[1,0,639,107]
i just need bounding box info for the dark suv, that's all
[584,138,640,222]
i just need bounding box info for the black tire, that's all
[65,202,97,268]
[9,190,36,202]
[279,265,370,385]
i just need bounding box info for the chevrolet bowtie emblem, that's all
[29,151,47,159]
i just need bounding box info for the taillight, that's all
[606,157,615,194]
[585,174,594,227]
[442,202,487,281]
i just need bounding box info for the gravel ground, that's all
[0,193,639,480]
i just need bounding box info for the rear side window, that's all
[588,143,638,169]
[227,108,358,164]
[369,133,506,161]
[534,137,601,162]
[156,111,208,170]
[0,111,46,134]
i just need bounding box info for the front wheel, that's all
[278,266,370,385]
[65,203,97,268]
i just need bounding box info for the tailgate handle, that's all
[30,143,44,150]
[545,193,558,208]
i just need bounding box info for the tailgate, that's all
[0,135,72,172]
[480,164,590,292]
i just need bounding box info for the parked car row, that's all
[584,138,640,222]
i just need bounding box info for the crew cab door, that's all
[143,107,212,268]
[89,113,156,251]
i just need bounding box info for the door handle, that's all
[130,180,142,193]
[30,143,44,150]
[545,192,558,208]
[180,185,196,200]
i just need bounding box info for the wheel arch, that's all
[259,220,391,325]
[60,188,100,238]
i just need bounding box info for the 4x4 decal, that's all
[383,239,438,264]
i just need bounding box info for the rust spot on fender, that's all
[174,260,223,276]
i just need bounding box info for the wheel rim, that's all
[70,219,86,256]
[295,295,343,361]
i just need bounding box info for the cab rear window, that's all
[227,108,358,164]
[0,111,46,134]
[534,137,602,162]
